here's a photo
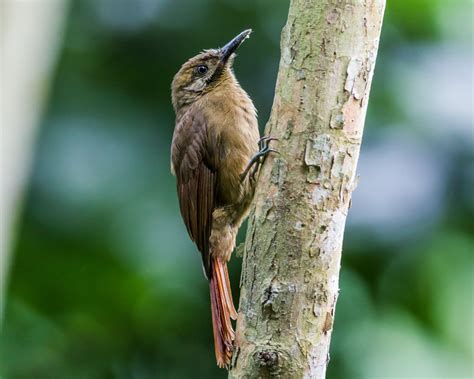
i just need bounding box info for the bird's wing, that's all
[171,108,217,278]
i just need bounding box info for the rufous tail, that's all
[209,257,238,368]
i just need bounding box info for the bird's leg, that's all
[240,136,279,181]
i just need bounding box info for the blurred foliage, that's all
[1,0,473,378]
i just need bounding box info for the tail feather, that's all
[216,260,238,320]
[210,257,237,368]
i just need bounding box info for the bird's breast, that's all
[202,88,259,205]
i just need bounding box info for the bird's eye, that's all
[196,65,208,75]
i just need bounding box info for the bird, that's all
[170,29,276,368]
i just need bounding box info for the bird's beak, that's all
[220,29,252,64]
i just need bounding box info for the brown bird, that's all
[170,29,276,368]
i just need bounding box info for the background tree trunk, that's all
[0,0,68,324]
[230,0,385,377]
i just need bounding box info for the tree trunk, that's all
[230,0,385,377]
[0,0,68,324]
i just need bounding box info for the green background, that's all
[2,0,473,378]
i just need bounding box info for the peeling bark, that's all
[229,1,385,378]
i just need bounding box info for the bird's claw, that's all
[258,136,279,151]
[240,136,279,181]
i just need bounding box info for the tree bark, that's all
[230,0,385,377]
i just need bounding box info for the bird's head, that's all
[171,29,252,113]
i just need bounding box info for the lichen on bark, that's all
[229,0,385,378]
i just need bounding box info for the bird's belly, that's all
[216,127,258,206]
[217,152,250,205]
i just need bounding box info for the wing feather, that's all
[171,109,216,277]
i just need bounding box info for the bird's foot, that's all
[240,136,279,181]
